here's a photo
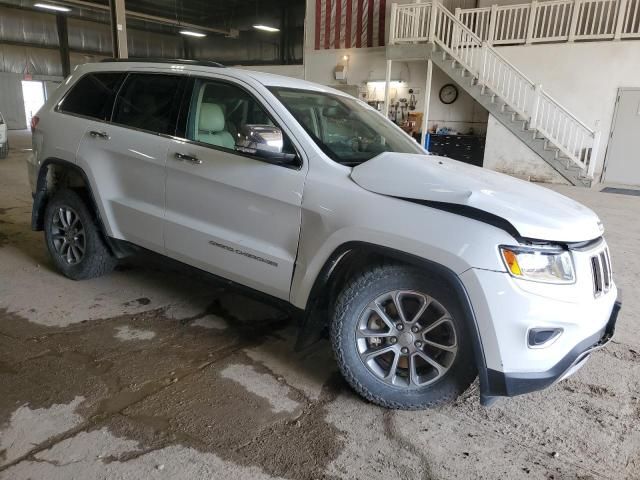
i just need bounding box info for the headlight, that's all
[500,246,575,284]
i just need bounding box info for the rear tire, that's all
[331,263,476,409]
[44,189,117,280]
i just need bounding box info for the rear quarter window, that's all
[58,72,125,121]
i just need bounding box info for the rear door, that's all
[164,77,307,300]
[75,71,187,252]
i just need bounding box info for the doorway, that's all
[21,80,46,130]
[603,88,640,186]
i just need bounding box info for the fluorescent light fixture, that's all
[34,3,71,12]
[180,30,206,38]
[253,24,280,32]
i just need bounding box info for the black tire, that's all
[331,263,476,409]
[44,189,117,280]
[0,142,7,159]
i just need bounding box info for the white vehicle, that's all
[27,60,620,409]
[0,111,8,159]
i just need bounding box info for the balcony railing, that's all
[456,0,640,45]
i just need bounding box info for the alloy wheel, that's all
[355,290,458,388]
[51,206,86,265]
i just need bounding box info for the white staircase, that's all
[389,1,602,187]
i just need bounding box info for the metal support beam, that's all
[56,14,71,77]
[421,59,433,150]
[182,37,191,60]
[279,5,286,65]
[383,59,392,121]
[109,0,128,58]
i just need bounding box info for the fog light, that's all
[528,328,563,348]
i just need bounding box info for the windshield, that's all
[269,87,424,166]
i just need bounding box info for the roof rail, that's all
[100,58,225,68]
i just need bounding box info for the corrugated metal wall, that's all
[0,3,304,128]
[0,72,28,129]
[0,5,185,126]
[0,6,185,76]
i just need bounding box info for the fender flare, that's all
[31,158,125,257]
[298,241,493,405]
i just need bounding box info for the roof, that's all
[80,60,352,98]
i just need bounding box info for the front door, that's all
[164,78,307,300]
[603,89,640,186]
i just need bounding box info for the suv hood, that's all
[351,153,603,243]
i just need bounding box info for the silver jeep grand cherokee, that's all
[27,59,620,409]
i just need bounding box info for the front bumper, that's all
[484,296,620,400]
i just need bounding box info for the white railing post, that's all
[529,83,542,130]
[413,0,422,41]
[389,3,398,45]
[384,59,393,119]
[488,4,498,45]
[614,0,629,39]
[525,0,538,44]
[568,0,582,42]
[479,41,489,88]
[588,127,601,178]
[421,59,434,149]
[429,0,439,42]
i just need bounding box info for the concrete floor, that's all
[1,129,639,480]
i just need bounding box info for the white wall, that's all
[484,114,570,183]
[486,41,640,178]
[304,47,488,134]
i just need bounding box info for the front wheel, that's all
[331,264,476,409]
[0,142,7,159]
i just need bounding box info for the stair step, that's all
[428,51,591,187]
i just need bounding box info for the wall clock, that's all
[439,84,458,104]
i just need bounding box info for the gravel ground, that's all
[1,130,638,479]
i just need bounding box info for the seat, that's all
[196,103,235,149]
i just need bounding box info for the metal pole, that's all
[384,59,393,120]
[421,59,433,150]
[56,14,71,77]
[109,0,128,58]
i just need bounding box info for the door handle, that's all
[89,130,110,140]
[174,152,202,164]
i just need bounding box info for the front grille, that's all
[591,247,612,297]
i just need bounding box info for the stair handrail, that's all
[390,0,600,175]
[456,0,640,45]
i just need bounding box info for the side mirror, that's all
[236,124,297,164]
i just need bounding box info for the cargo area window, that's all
[58,72,125,121]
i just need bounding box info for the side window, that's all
[113,74,183,135]
[58,72,125,121]
[186,79,277,151]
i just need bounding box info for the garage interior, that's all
[1,0,639,478]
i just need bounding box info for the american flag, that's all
[315,0,387,50]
